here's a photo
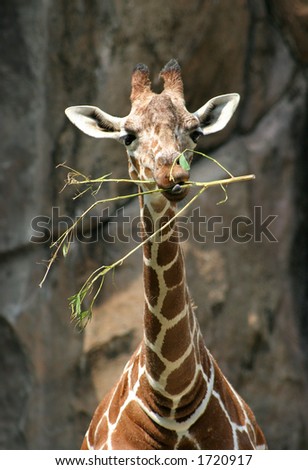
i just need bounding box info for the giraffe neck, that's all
[139,191,212,419]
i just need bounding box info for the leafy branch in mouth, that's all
[40,154,255,328]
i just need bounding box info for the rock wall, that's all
[0,0,308,449]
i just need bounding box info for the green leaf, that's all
[62,242,70,258]
[79,310,91,322]
[179,153,190,171]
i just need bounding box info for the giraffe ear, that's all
[194,94,240,136]
[65,105,125,139]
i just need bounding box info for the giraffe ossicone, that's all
[65,59,267,450]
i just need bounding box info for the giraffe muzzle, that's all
[154,164,190,201]
[156,172,190,202]
[154,153,190,201]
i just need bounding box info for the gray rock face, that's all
[1,0,308,449]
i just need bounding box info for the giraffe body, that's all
[65,60,267,450]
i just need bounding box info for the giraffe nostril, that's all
[170,167,190,186]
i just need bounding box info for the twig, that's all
[39,187,163,288]
[41,156,256,326]
[69,185,208,326]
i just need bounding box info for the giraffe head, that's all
[65,59,239,202]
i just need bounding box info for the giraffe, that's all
[65,59,267,450]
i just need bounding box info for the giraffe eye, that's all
[190,130,203,143]
[123,134,136,146]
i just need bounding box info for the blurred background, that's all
[1,0,308,449]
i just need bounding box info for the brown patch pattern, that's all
[190,394,235,450]
[144,307,162,344]
[163,254,184,288]
[175,371,208,420]
[144,266,160,307]
[161,316,191,362]
[138,374,173,416]
[145,346,166,381]
[157,239,178,266]
[176,436,199,450]
[160,282,185,320]
[165,348,196,395]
